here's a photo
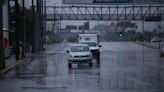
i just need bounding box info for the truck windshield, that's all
[71,46,89,52]
[81,42,97,47]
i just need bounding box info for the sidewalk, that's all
[136,41,164,88]
[161,58,164,88]
[0,54,31,75]
[135,41,159,49]
[0,44,49,76]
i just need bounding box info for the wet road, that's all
[0,42,163,92]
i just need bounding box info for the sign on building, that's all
[93,0,130,3]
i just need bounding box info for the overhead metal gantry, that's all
[46,5,164,21]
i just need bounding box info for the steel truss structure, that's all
[46,5,164,21]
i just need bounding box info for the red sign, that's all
[3,38,9,49]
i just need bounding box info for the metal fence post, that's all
[15,0,20,60]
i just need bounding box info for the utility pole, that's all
[32,0,42,52]
[15,0,20,60]
[0,0,5,69]
[40,0,43,51]
[31,0,35,53]
[44,0,46,42]
[22,0,25,58]
[43,0,46,49]
[35,0,42,52]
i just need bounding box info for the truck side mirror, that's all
[99,45,102,47]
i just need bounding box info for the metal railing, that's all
[46,5,164,21]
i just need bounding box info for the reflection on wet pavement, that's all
[0,42,163,92]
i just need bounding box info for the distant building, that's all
[78,22,90,31]
[92,23,115,33]
[62,0,93,4]
[93,0,130,3]
[84,22,89,30]
[92,21,137,33]
[62,0,163,4]
[66,25,77,30]
[93,24,109,31]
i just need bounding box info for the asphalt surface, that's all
[0,42,163,92]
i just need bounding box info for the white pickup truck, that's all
[78,33,101,64]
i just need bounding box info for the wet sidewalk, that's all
[5,56,16,68]
[160,58,164,88]
[0,53,32,75]
[0,42,164,92]
[135,41,159,49]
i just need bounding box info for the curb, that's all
[43,44,48,49]
[135,41,159,49]
[0,55,31,76]
[162,57,164,61]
